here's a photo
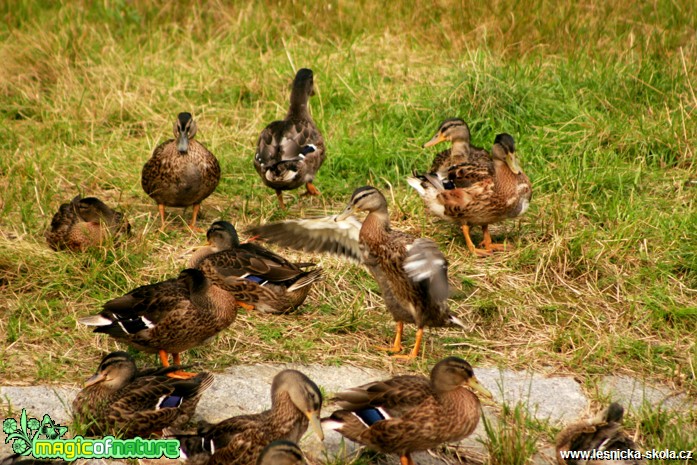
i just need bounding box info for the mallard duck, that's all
[190,221,322,314]
[72,351,213,438]
[142,112,221,230]
[556,403,645,465]
[78,268,237,375]
[322,356,492,465]
[257,440,306,465]
[408,133,532,256]
[45,195,130,251]
[247,186,464,360]
[424,118,490,185]
[171,369,324,465]
[254,68,325,209]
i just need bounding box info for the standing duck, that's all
[556,402,645,465]
[78,268,237,375]
[171,369,324,465]
[45,195,130,251]
[142,112,221,230]
[190,221,322,314]
[247,186,465,360]
[72,351,213,437]
[409,133,532,256]
[322,357,492,465]
[254,68,325,209]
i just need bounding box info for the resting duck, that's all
[323,356,492,465]
[78,269,237,375]
[72,351,213,437]
[190,221,322,314]
[170,369,324,465]
[142,112,221,230]
[45,195,130,251]
[409,133,532,256]
[556,402,645,465]
[247,186,465,360]
[254,68,325,209]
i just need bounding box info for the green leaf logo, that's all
[2,409,68,457]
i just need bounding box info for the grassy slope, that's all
[0,0,695,459]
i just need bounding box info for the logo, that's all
[3,409,180,461]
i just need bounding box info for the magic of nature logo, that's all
[3,409,180,461]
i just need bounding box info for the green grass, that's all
[1,0,696,460]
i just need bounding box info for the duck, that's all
[408,133,532,256]
[322,356,492,465]
[556,402,645,465]
[170,369,324,465]
[423,118,491,185]
[45,195,130,251]
[142,112,221,230]
[72,351,213,438]
[247,186,465,360]
[189,221,322,314]
[254,68,325,209]
[257,440,306,465]
[78,268,237,375]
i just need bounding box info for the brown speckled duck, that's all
[409,133,532,256]
[78,269,237,375]
[72,351,213,437]
[171,369,324,465]
[142,112,221,230]
[190,221,322,314]
[323,357,492,465]
[254,68,325,209]
[45,196,130,251]
[556,403,645,465]
[424,118,490,184]
[247,186,465,360]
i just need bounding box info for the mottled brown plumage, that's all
[172,370,324,465]
[323,357,492,465]
[45,195,130,251]
[72,351,213,437]
[142,112,220,230]
[556,403,645,465]
[409,133,532,256]
[190,221,322,314]
[247,186,464,359]
[254,68,325,209]
[78,269,237,367]
[256,440,306,465]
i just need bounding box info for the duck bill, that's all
[466,376,493,400]
[83,372,106,388]
[335,204,356,222]
[505,153,522,175]
[423,132,446,148]
[306,410,324,441]
[177,132,190,153]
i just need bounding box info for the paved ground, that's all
[0,363,692,464]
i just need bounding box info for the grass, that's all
[0,0,696,461]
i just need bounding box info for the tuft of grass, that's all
[480,403,539,465]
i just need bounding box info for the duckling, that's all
[171,369,324,465]
[247,186,465,360]
[45,195,130,251]
[190,221,322,314]
[78,269,237,375]
[254,68,325,209]
[323,357,492,465]
[409,133,532,256]
[72,351,213,437]
[423,118,491,185]
[257,440,306,465]
[556,403,645,465]
[142,112,221,230]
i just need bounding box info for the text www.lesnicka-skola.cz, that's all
[559,448,693,461]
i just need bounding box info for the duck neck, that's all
[360,208,391,245]
[287,91,311,121]
[190,282,237,325]
[438,387,482,437]
[269,391,308,442]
